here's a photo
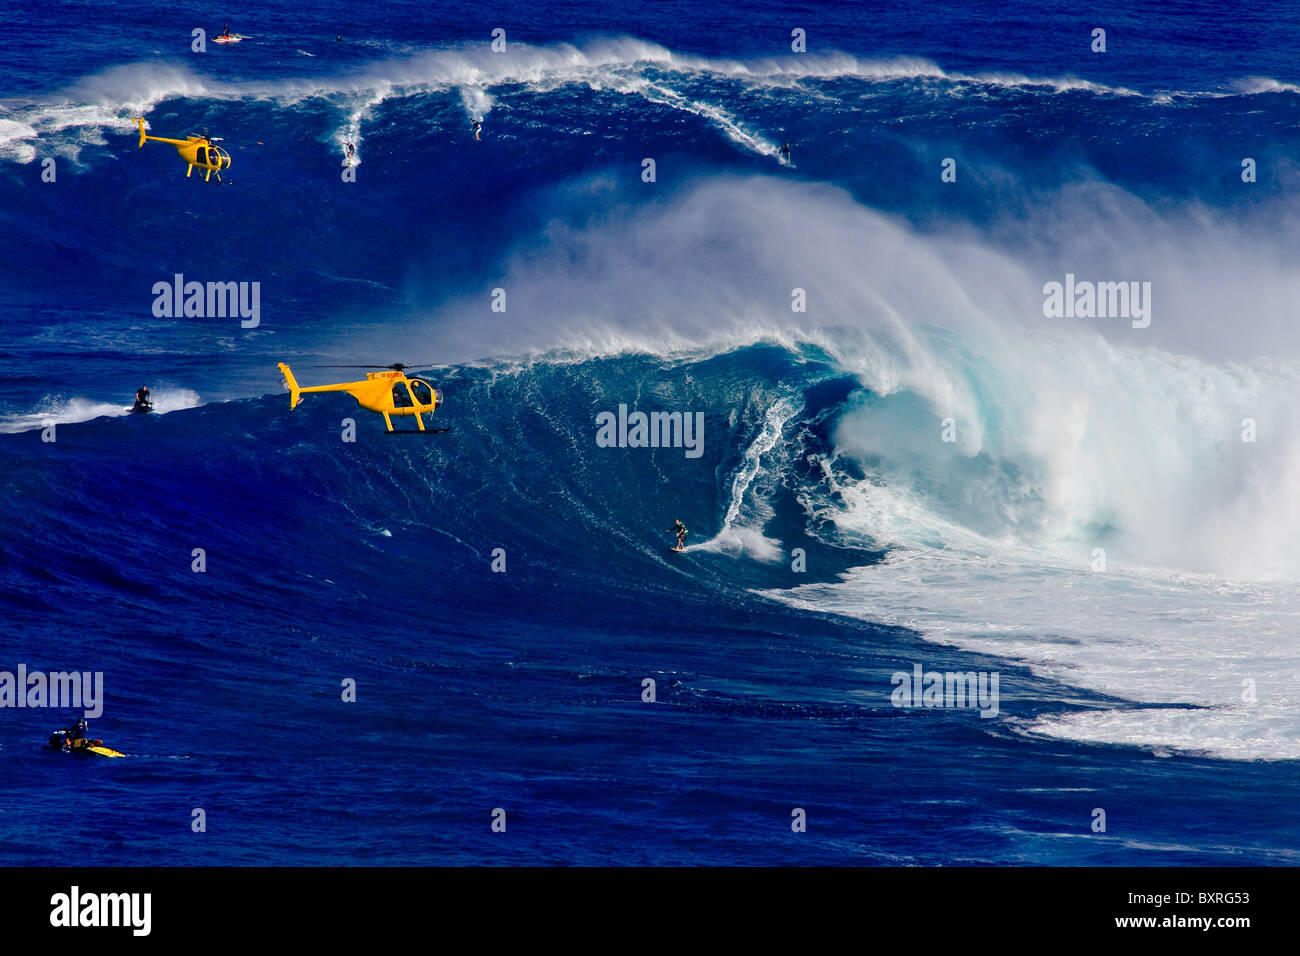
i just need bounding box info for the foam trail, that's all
[458,86,495,122]
[0,388,202,434]
[608,76,783,159]
[693,396,797,561]
[332,90,388,165]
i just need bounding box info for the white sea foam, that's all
[764,544,1300,761]
[0,388,201,434]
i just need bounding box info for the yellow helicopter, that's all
[278,363,447,433]
[133,118,232,181]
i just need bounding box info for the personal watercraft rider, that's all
[134,385,151,411]
[61,717,90,750]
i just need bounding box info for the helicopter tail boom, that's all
[132,117,193,149]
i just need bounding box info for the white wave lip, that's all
[1234,76,1300,95]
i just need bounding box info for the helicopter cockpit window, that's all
[409,380,433,406]
[391,383,413,408]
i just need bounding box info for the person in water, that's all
[134,385,151,410]
[472,119,482,142]
[667,519,688,551]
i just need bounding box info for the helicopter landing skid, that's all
[386,427,451,435]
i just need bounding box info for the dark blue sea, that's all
[2,0,1298,865]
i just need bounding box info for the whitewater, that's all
[4,4,1299,871]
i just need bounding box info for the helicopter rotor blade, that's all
[310,364,405,370]
[311,362,447,371]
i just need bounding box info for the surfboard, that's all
[85,745,125,758]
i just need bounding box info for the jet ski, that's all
[131,400,153,414]
[46,730,125,757]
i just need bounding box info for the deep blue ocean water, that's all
[2,1,1298,865]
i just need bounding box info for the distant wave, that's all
[0,36,1208,166]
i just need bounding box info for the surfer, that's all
[344,141,356,163]
[667,519,688,551]
[472,119,482,142]
[778,142,795,163]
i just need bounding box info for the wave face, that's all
[3,1,1300,865]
